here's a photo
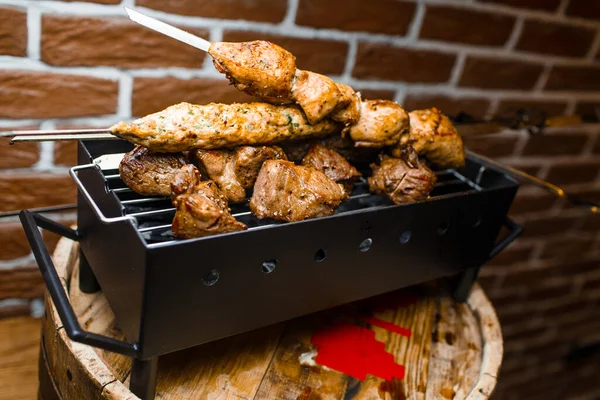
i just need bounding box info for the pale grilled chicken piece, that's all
[330,83,362,127]
[170,165,247,239]
[119,145,188,196]
[110,102,342,153]
[291,70,344,125]
[368,146,437,205]
[190,146,287,203]
[394,107,465,169]
[301,144,362,192]
[348,100,410,148]
[208,41,296,103]
[250,160,347,222]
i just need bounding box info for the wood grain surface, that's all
[39,237,503,400]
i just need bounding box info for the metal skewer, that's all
[0,128,111,138]
[10,133,117,143]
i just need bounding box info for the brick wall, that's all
[0,1,599,399]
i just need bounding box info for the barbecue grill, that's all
[20,139,522,399]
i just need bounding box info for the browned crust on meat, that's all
[348,100,409,148]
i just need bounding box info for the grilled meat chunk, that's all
[190,146,288,203]
[394,107,465,169]
[119,145,188,196]
[330,83,361,127]
[250,160,347,222]
[348,100,410,148]
[291,70,343,125]
[208,40,296,103]
[281,135,379,164]
[110,102,342,153]
[368,147,437,205]
[302,144,361,192]
[170,165,247,239]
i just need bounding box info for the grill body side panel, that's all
[138,186,515,358]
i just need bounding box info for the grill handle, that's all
[488,217,523,261]
[19,210,140,357]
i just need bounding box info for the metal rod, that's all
[1,128,112,137]
[11,133,117,143]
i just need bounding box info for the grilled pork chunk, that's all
[393,107,465,169]
[250,160,347,222]
[119,145,188,196]
[281,134,379,164]
[190,146,288,203]
[110,102,341,153]
[348,100,410,148]
[301,144,362,193]
[170,165,247,239]
[368,146,437,205]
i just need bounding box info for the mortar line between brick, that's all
[556,0,570,16]
[282,0,299,27]
[0,254,35,270]
[533,64,553,92]
[564,98,577,115]
[341,38,357,81]
[448,52,466,87]
[26,6,41,60]
[406,1,426,42]
[118,73,133,119]
[504,16,524,51]
[585,29,600,60]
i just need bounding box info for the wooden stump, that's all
[39,236,503,400]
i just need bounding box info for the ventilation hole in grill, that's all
[399,231,412,244]
[202,269,220,286]
[359,238,372,252]
[314,249,327,262]
[261,259,278,274]
[438,220,450,235]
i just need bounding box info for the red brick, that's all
[488,243,534,266]
[42,16,208,69]
[477,0,561,12]
[495,99,567,119]
[403,93,490,119]
[545,66,600,92]
[353,43,456,83]
[509,191,557,215]
[566,0,600,21]
[0,266,44,300]
[358,89,396,101]
[546,162,600,185]
[0,173,76,212]
[0,302,30,318]
[501,263,566,287]
[137,0,286,22]
[0,71,118,119]
[566,259,600,276]
[575,102,600,121]
[132,77,256,117]
[60,0,120,3]
[0,137,39,169]
[296,0,416,35]
[516,20,595,58]
[462,134,519,158]
[539,236,595,260]
[521,132,589,156]
[504,163,542,178]
[0,8,26,56]
[420,5,515,47]
[522,215,579,237]
[53,141,77,167]
[459,57,543,90]
[581,213,600,232]
[222,31,348,76]
[0,222,32,260]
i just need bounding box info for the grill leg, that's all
[130,357,159,400]
[452,267,479,303]
[78,250,100,294]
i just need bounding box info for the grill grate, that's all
[99,166,483,246]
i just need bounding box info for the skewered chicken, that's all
[170,164,247,239]
[250,160,348,222]
[368,146,437,205]
[119,145,188,196]
[209,41,361,127]
[110,102,342,153]
[348,100,410,147]
[301,144,362,192]
[393,108,465,169]
[190,145,288,203]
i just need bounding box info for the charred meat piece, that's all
[110,102,341,153]
[250,160,347,222]
[208,40,296,103]
[394,107,465,169]
[119,145,188,196]
[190,146,288,203]
[368,147,437,205]
[170,165,247,239]
[302,144,362,192]
[348,100,410,148]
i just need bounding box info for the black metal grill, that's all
[21,139,522,400]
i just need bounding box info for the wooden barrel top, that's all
[40,237,503,400]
